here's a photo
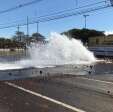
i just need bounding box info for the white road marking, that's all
[77,77,113,85]
[5,82,86,112]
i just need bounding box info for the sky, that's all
[0,0,113,38]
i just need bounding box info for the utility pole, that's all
[26,16,29,45]
[37,21,39,34]
[83,15,89,28]
[27,16,29,38]
[34,9,39,41]
[75,0,78,7]
[34,9,39,34]
[17,25,21,42]
[17,25,20,32]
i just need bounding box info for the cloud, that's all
[104,31,113,36]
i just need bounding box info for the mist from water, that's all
[0,32,96,70]
[28,32,96,67]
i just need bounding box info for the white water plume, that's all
[28,32,96,67]
[0,32,96,70]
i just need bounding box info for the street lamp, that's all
[83,14,89,29]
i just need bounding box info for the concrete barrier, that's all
[0,67,47,80]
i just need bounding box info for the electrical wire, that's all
[0,0,107,26]
[32,0,107,19]
[0,0,43,14]
[0,0,112,29]
[38,4,110,22]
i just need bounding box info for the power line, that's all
[0,0,108,27]
[0,0,43,15]
[0,1,106,25]
[0,0,107,26]
[33,0,107,19]
[0,18,26,26]
[0,1,112,29]
[36,4,110,22]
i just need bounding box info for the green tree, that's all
[13,31,25,42]
[32,32,45,42]
[62,28,105,44]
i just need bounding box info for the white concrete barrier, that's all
[0,67,47,80]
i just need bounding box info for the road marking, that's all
[5,82,86,112]
[77,77,113,85]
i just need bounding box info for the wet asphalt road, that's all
[0,75,113,112]
[0,82,74,112]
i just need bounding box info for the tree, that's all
[32,32,45,42]
[0,38,22,49]
[62,28,105,44]
[12,31,25,42]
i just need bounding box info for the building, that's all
[88,35,113,46]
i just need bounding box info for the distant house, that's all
[88,35,113,46]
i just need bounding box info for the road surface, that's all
[0,74,113,112]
